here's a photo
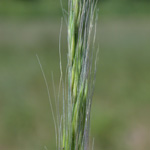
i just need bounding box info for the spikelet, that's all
[62,0,98,150]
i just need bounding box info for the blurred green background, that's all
[0,0,150,150]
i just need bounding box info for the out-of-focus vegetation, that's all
[0,0,150,18]
[0,0,150,150]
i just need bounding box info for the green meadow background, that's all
[0,0,150,150]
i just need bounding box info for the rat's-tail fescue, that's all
[61,0,98,150]
[37,1,97,149]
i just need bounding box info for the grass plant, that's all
[61,0,98,150]
[37,0,98,150]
